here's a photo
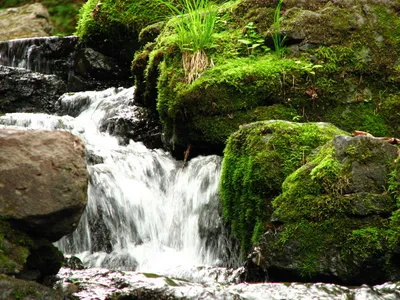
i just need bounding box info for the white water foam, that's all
[0,87,237,281]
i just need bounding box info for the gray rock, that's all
[0,129,88,242]
[332,135,399,194]
[0,65,67,113]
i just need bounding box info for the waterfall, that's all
[0,36,78,77]
[0,86,239,280]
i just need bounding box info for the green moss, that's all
[156,54,321,149]
[277,217,393,280]
[0,218,63,277]
[323,103,390,137]
[75,0,173,59]
[388,154,400,207]
[268,134,400,280]
[0,219,32,274]
[219,120,347,252]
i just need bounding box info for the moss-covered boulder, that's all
[129,0,400,158]
[250,135,400,285]
[75,0,175,67]
[0,218,64,283]
[219,120,348,253]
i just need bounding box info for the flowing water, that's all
[0,86,238,280]
[2,36,400,299]
[3,87,400,300]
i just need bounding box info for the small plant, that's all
[238,22,270,56]
[160,0,217,83]
[273,0,286,54]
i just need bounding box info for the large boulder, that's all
[0,129,88,241]
[249,135,400,285]
[0,4,53,41]
[219,120,348,253]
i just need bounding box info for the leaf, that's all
[238,39,252,45]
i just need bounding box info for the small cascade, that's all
[0,36,78,78]
[0,87,240,281]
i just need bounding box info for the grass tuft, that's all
[160,0,217,83]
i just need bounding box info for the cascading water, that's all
[0,36,78,76]
[0,86,239,281]
[3,36,400,299]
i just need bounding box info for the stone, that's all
[0,65,67,114]
[0,129,88,242]
[250,135,400,285]
[75,47,131,81]
[99,105,163,149]
[0,4,53,41]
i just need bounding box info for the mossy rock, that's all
[252,135,400,285]
[129,0,400,158]
[0,219,63,282]
[219,120,348,253]
[75,0,173,61]
[0,274,63,300]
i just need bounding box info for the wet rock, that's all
[76,47,130,81]
[0,36,78,79]
[0,65,66,113]
[0,129,88,241]
[63,256,85,270]
[0,4,53,41]
[100,105,163,149]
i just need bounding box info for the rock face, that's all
[0,129,88,241]
[0,65,67,113]
[0,4,53,41]
[250,135,400,285]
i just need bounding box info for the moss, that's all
[0,274,63,299]
[0,219,32,274]
[0,218,63,278]
[276,217,394,282]
[156,54,322,151]
[267,134,400,281]
[388,154,400,207]
[219,120,347,252]
[75,0,172,60]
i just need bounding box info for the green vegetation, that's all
[0,0,86,36]
[160,0,217,83]
[268,136,400,281]
[0,218,32,275]
[219,121,348,252]
[272,0,285,54]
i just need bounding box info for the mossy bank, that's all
[128,0,400,157]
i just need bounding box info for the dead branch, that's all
[352,130,400,145]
